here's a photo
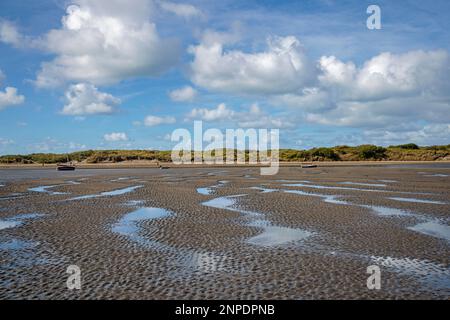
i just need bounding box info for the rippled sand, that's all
[0,165,449,299]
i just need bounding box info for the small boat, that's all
[57,156,76,171]
[302,163,317,169]
[57,164,76,171]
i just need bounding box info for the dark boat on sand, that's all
[302,163,318,168]
[57,156,76,171]
[57,163,76,171]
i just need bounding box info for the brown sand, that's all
[0,165,449,299]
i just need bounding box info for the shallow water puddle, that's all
[249,186,279,193]
[282,188,419,218]
[378,180,398,183]
[112,207,171,238]
[425,174,449,177]
[276,180,311,183]
[202,195,250,212]
[197,187,215,195]
[247,225,313,247]
[283,183,430,195]
[66,180,81,185]
[111,177,136,182]
[68,185,143,200]
[283,189,350,205]
[28,180,83,195]
[389,197,446,205]
[202,195,313,247]
[408,221,450,242]
[339,181,387,187]
[0,239,38,251]
[207,170,228,176]
[370,256,450,291]
[0,220,21,230]
[0,213,44,230]
[113,205,233,275]
[29,185,67,195]
[361,205,412,217]
[196,180,229,195]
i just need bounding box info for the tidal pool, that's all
[283,189,350,205]
[370,256,450,291]
[339,181,387,187]
[112,207,171,238]
[0,213,44,230]
[389,197,446,205]
[68,185,143,200]
[247,225,313,247]
[249,186,279,193]
[408,221,450,242]
[362,205,412,217]
[197,187,215,195]
[29,185,67,195]
[202,195,314,247]
[283,183,430,195]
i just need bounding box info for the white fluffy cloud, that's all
[0,70,25,111]
[0,20,26,48]
[189,35,315,95]
[169,86,197,102]
[34,0,180,87]
[270,50,450,131]
[318,50,450,101]
[158,1,203,19]
[185,103,294,128]
[0,87,25,111]
[362,124,450,146]
[104,132,129,141]
[186,103,234,121]
[144,115,176,126]
[62,83,121,116]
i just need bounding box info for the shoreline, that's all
[1,160,450,170]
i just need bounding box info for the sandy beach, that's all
[0,165,449,299]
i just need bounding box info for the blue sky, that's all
[0,0,449,155]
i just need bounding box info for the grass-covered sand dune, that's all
[1,144,450,165]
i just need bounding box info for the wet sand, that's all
[0,165,449,299]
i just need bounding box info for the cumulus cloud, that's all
[185,103,294,128]
[144,115,176,126]
[34,0,180,87]
[62,83,121,116]
[0,20,26,48]
[188,30,450,135]
[189,35,315,95]
[268,49,450,131]
[104,132,129,141]
[362,124,450,146]
[186,103,234,121]
[0,70,25,111]
[169,85,197,102]
[0,87,25,111]
[318,50,450,101]
[236,104,295,129]
[158,1,203,19]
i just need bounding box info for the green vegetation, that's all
[389,143,419,150]
[1,144,449,164]
[357,145,387,160]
